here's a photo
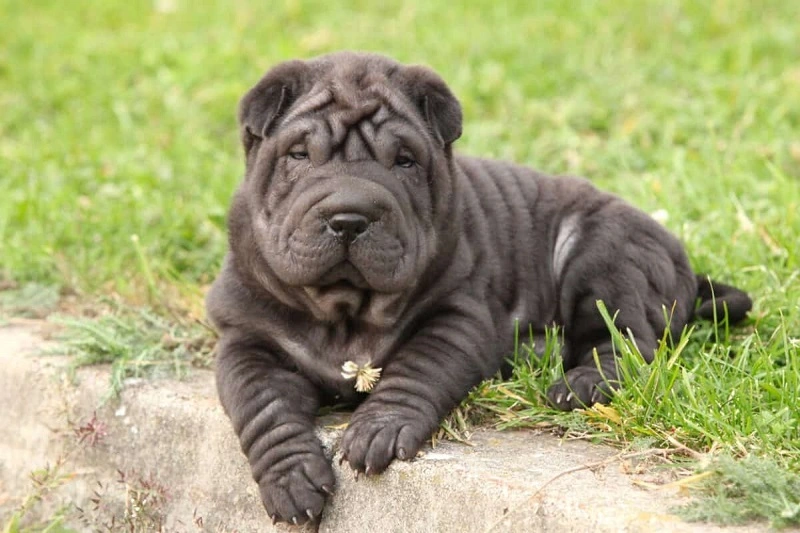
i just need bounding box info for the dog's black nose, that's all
[327,213,370,242]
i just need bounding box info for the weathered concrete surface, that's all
[0,322,770,532]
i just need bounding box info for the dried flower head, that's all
[341,360,382,392]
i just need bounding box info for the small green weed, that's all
[0,283,61,319]
[53,303,215,397]
[1,413,110,533]
[679,455,800,528]
[2,458,78,533]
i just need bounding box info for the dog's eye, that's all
[394,155,416,168]
[288,150,309,160]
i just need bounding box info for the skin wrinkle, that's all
[357,121,378,160]
[223,359,276,406]
[239,397,300,451]
[247,423,309,470]
[487,164,529,308]
[366,389,438,417]
[470,163,515,304]
[281,86,334,127]
[368,84,433,142]
[248,421,313,469]
[252,447,314,481]
[235,370,317,420]
[235,380,281,429]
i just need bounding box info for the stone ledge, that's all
[0,323,766,532]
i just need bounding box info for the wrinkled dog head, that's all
[229,52,463,326]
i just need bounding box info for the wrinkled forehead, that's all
[276,74,432,163]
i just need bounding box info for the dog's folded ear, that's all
[238,60,310,155]
[402,65,463,147]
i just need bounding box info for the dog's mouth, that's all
[303,281,367,322]
[314,261,370,290]
[302,262,372,320]
[304,281,360,300]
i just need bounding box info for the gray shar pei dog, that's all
[206,51,752,524]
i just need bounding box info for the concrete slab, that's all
[0,322,770,532]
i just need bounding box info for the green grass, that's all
[446,303,799,527]
[54,301,215,397]
[2,0,799,528]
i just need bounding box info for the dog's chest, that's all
[284,322,398,396]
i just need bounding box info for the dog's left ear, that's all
[402,65,463,146]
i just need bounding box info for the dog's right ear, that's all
[238,60,310,155]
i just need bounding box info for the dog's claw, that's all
[555,393,564,405]
[320,484,333,495]
[338,455,346,466]
[306,509,315,521]
[397,447,407,460]
[292,516,298,525]
[365,466,372,476]
[271,514,278,525]
[354,470,360,481]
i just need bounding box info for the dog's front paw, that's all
[547,366,617,411]
[258,451,335,525]
[340,411,430,476]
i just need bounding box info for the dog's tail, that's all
[694,274,752,324]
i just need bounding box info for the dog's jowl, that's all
[206,52,752,524]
